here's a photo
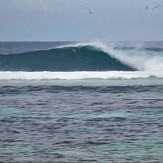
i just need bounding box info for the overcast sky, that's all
[0,0,163,41]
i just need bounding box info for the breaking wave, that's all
[0,43,136,71]
[0,42,163,80]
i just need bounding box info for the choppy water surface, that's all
[0,79,163,162]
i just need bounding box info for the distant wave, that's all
[114,46,163,52]
[0,43,136,71]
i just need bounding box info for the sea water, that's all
[0,41,163,162]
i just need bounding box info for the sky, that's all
[0,0,163,41]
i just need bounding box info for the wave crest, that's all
[0,43,136,71]
[1,41,163,72]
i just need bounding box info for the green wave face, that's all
[0,45,136,71]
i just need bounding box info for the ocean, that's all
[0,41,163,162]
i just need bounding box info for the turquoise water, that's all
[0,79,163,162]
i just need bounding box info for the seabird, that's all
[152,4,161,9]
[86,7,92,14]
[81,4,92,15]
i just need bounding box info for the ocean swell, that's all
[0,44,136,71]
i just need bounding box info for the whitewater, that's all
[0,41,163,80]
[0,71,163,80]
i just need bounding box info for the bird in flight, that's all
[81,4,92,15]
[152,4,162,9]
[146,0,162,10]
[86,7,92,14]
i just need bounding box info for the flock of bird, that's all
[81,0,161,15]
